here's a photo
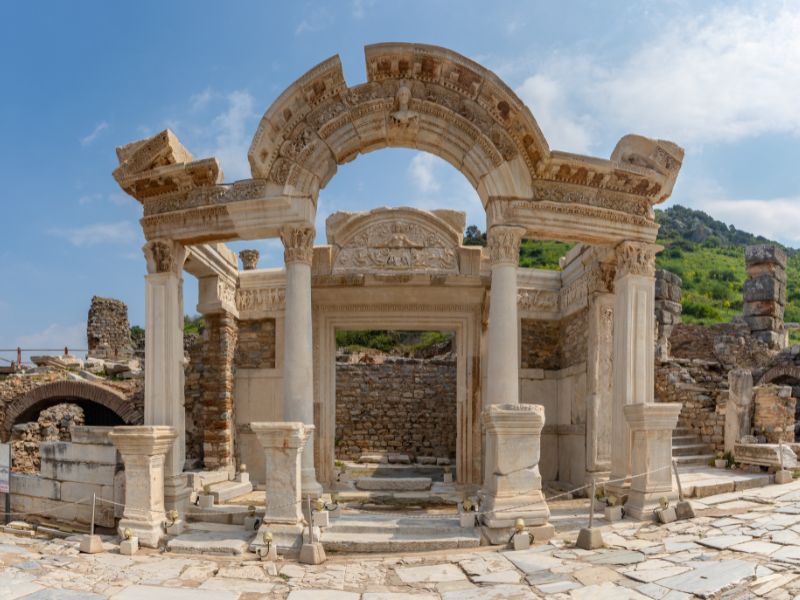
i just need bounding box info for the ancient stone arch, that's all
[2,381,142,441]
[760,365,800,385]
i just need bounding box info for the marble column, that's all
[280,225,322,497]
[109,426,176,548]
[623,403,682,519]
[142,239,191,515]
[251,421,311,553]
[609,241,661,492]
[486,225,526,406]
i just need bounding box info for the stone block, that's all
[744,300,784,318]
[60,481,114,504]
[70,426,115,445]
[40,458,116,485]
[258,544,277,561]
[576,527,604,550]
[313,510,330,528]
[675,501,695,520]
[198,494,214,509]
[775,469,793,484]
[743,274,784,303]
[460,512,477,528]
[604,506,623,521]
[746,244,787,268]
[655,507,677,524]
[512,531,530,550]
[79,534,104,554]
[244,516,262,531]
[10,474,60,500]
[119,537,139,555]
[299,541,326,564]
[744,316,781,331]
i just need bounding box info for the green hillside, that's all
[511,204,800,327]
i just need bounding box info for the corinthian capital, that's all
[615,241,661,278]
[280,224,315,265]
[487,225,526,266]
[142,239,186,275]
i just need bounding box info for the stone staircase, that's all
[672,425,716,466]
[320,512,481,553]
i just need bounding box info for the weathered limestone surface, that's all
[87,296,134,361]
[725,369,754,453]
[744,244,787,349]
[654,269,682,360]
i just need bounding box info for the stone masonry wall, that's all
[744,244,787,349]
[521,308,588,370]
[655,269,682,360]
[234,319,276,369]
[87,296,133,361]
[335,355,457,461]
[753,384,795,443]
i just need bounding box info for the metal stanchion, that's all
[672,459,695,519]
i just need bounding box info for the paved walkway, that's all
[4,479,800,599]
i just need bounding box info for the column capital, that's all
[280,224,315,265]
[487,225,526,266]
[143,239,187,275]
[615,241,662,279]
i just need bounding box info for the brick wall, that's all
[334,355,457,461]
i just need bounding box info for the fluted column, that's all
[486,225,526,406]
[280,224,322,497]
[609,241,661,490]
[142,239,191,515]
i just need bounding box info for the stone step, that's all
[342,463,448,481]
[673,428,692,437]
[321,531,481,553]
[186,470,231,492]
[166,524,253,556]
[673,454,716,466]
[355,477,432,491]
[186,504,253,526]
[672,435,703,446]
[337,490,457,508]
[325,514,465,535]
[672,443,715,457]
[208,480,253,503]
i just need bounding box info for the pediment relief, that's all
[327,208,464,276]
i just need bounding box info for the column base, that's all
[251,522,306,555]
[118,518,166,549]
[624,489,678,521]
[301,469,323,499]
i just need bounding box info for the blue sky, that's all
[1,0,799,358]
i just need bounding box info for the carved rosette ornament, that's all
[239,249,260,271]
[142,239,186,275]
[280,225,315,265]
[615,241,661,279]
[486,225,526,266]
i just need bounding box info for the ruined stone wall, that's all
[520,308,588,370]
[655,269,682,360]
[184,337,205,466]
[753,384,796,443]
[11,403,85,473]
[234,319,276,369]
[87,296,133,361]
[335,355,457,461]
[202,313,238,470]
[744,244,787,349]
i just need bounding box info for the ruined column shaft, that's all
[280,225,322,497]
[609,242,660,487]
[486,226,526,406]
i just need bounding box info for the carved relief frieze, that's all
[236,287,286,312]
[141,205,230,240]
[517,289,559,312]
[142,239,186,275]
[615,241,660,278]
[559,277,588,314]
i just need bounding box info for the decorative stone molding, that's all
[142,239,186,275]
[239,249,260,270]
[280,225,315,265]
[486,226,526,266]
[326,208,463,276]
[615,241,660,279]
[236,287,286,313]
[517,289,559,312]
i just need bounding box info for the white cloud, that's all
[295,6,333,34]
[408,153,441,194]
[80,121,109,146]
[204,91,257,180]
[78,192,131,207]
[17,322,86,352]
[189,88,214,112]
[692,195,800,246]
[48,221,138,247]
[351,0,374,19]
[511,4,800,150]
[515,74,593,154]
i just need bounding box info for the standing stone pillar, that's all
[250,422,311,553]
[725,369,754,453]
[109,426,176,548]
[609,241,661,493]
[623,403,682,519]
[744,244,788,349]
[143,239,191,515]
[486,225,526,406]
[280,225,322,497]
[479,404,551,544]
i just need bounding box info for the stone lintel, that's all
[481,403,545,433]
[623,403,682,431]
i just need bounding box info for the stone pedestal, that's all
[479,404,550,544]
[250,421,312,554]
[280,225,322,497]
[109,425,177,548]
[725,369,753,453]
[623,403,681,520]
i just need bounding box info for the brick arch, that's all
[2,380,142,441]
[760,365,800,385]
